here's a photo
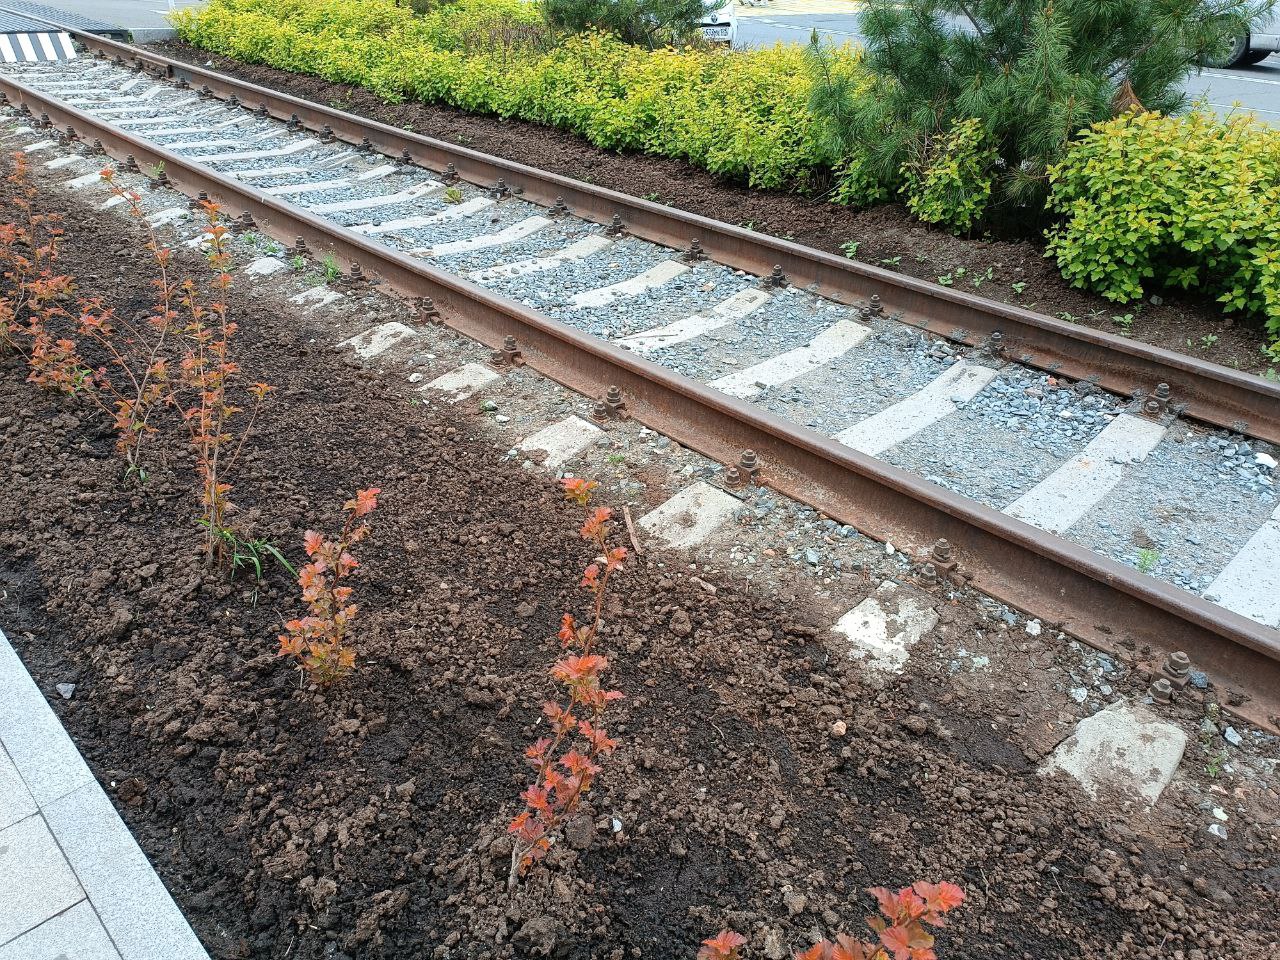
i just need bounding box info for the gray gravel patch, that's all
[884,365,1127,507]
[1068,429,1279,592]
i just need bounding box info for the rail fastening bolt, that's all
[349,262,365,283]
[293,237,309,256]
[606,213,624,236]
[1161,650,1192,688]
[228,94,239,108]
[738,449,760,480]
[320,125,335,142]
[361,137,372,150]
[420,297,441,323]
[492,178,509,197]
[199,84,211,98]
[931,538,953,564]
[443,162,458,182]
[869,294,883,315]
[590,401,611,425]
[686,238,705,262]
[124,155,139,172]
[92,139,102,153]
[768,264,786,288]
[400,148,412,164]
[257,104,269,118]
[64,125,75,141]
[1149,678,1173,703]
[287,113,300,131]
[723,466,744,489]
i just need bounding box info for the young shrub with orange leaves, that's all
[277,487,380,686]
[0,150,65,354]
[699,930,748,960]
[166,193,274,562]
[795,882,965,960]
[507,477,627,889]
[701,883,963,960]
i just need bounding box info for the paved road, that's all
[737,11,1280,123]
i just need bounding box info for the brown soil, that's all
[1,155,1278,960]
[151,39,1277,377]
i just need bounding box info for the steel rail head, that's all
[8,6,1280,445]
[2,50,1278,733]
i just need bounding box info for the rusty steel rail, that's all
[7,11,1280,446]
[1,54,1279,733]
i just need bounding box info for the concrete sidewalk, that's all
[0,626,208,960]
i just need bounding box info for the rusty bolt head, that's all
[503,335,518,354]
[124,155,140,172]
[360,136,372,150]
[1166,651,1191,675]
[590,401,611,425]
[739,449,760,477]
[349,262,365,282]
[419,297,441,323]
[869,294,883,315]
[724,466,745,488]
[931,538,953,564]
[768,264,786,288]
[401,148,412,164]
[1149,678,1173,703]
[1155,382,1171,400]
[604,385,624,406]
[293,237,309,255]
[443,162,458,182]
[606,213,625,236]
[920,562,938,584]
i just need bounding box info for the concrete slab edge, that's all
[0,625,209,959]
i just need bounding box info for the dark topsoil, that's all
[1,164,1278,960]
[151,40,1277,376]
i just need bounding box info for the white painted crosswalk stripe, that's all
[422,216,551,257]
[834,361,998,456]
[615,288,771,354]
[1003,414,1168,535]
[516,416,602,470]
[712,318,872,399]
[570,260,688,309]
[1205,504,1280,626]
[637,481,740,549]
[468,235,611,282]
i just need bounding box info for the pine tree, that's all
[809,0,1274,226]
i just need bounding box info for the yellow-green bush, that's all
[173,0,857,189]
[1047,111,1280,344]
[900,118,995,234]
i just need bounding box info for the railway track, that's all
[1,18,1278,730]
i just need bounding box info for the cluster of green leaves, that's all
[1046,110,1280,347]
[542,0,710,48]
[174,0,860,189]
[808,0,1269,226]
[900,118,996,233]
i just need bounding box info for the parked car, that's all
[1210,12,1280,67]
[700,2,736,44]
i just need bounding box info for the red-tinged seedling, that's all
[507,476,627,889]
[699,929,748,960]
[166,196,274,562]
[1,151,67,355]
[794,882,965,960]
[277,488,380,686]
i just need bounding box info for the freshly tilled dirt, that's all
[0,154,1277,960]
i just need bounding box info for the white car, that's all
[700,2,736,44]
[1211,13,1280,67]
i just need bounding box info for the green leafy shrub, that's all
[174,0,858,190]
[542,0,710,48]
[1046,110,1280,345]
[808,0,1266,226]
[900,118,996,233]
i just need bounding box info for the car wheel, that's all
[1243,49,1273,66]
[1207,33,1249,68]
